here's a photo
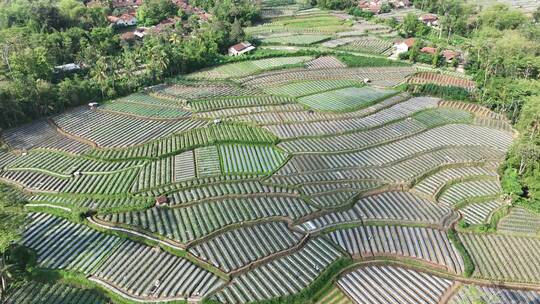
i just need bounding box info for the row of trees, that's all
[0,0,259,129]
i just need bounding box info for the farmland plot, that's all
[261,34,330,45]
[219,144,288,174]
[195,146,222,176]
[338,36,394,55]
[264,95,438,138]
[298,86,396,112]
[191,95,295,112]
[449,285,540,304]
[155,83,262,102]
[5,150,143,177]
[2,281,110,304]
[412,166,498,199]
[461,233,540,283]
[96,196,316,244]
[189,221,304,272]
[0,170,70,192]
[306,56,347,69]
[287,125,512,171]
[270,146,505,188]
[315,286,352,304]
[1,119,90,154]
[92,240,224,300]
[133,157,172,191]
[86,123,277,160]
[338,265,454,304]
[167,179,299,206]
[62,168,139,194]
[408,72,476,90]
[21,213,125,274]
[459,200,503,225]
[29,193,153,210]
[187,56,312,79]
[212,238,342,303]
[263,79,361,98]
[101,101,190,119]
[239,66,416,88]
[53,107,208,147]
[498,207,540,235]
[174,150,196,182]
[328,225,464,274]
[299,191,454,231]
[438,179,501,206]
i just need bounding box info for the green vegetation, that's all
[407,83,473,101]
[336,54,411,68]
[447,229,475,277]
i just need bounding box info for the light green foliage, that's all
[413,108,473,128]
[136,0,178,26]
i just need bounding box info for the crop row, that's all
[92,240,224,300]
[305,56,347,69]
[305,180,384,208]
[289,124,512,172]
[269,146,505,188]
[299,191,453,231]
[133,157,173,191]
[166,179,298,206]
[101,101,189,119]
[62,168,139,194]
[29,193,153,210]
[339,37,393,55]
[460,200,502,225]
[3,281,109,304]
[118,92,184,107]
[412,107,472,128]
[212,238,342,303]
[22,213,125,274]
[279,118,425,153]
[158,83,261,101]
[262,34,330,45]
[188,56,312,80]
[438,179,501,206]
[412,165,498,198]
[5,150,143,177]
[298,86,395,112]
[328,225,464,274]
[97,196,316,244]
[0,170,69,192]
[264,95,437,138]
[189,221,303,272]
[195,103,307,123]
[219,144,287,174]
[191,95,295,112]
[263,79,361,98]
[238,66,416,88]
[461,233,540,283]
[408,72,476,90]
[1,119,90,154]
[195,146,222,177]
[497,207,540,235]
[174,150,196,182]
[86,124,277,160]
[450,285,540,304]
[53,107,208,148]
[339,265,453,304]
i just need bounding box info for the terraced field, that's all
[1,29,531,303]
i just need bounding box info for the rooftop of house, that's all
[229,42,254,52]
[421,46,437,55]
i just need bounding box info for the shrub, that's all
[447,229,475,277]
[337,54,410,67]
[407,83,473,101]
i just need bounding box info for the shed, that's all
[228,42,256,56]
[155,196,169,206]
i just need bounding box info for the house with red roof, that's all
[228,42,256,56]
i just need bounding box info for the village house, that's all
[442,50,459,62]
[420,46,437,56]
[107,13,137,27]
[111,0,142,8]
[359,1,382,14]
[389,0,411,8]
[228,42,256,56]
[393,38,415,55]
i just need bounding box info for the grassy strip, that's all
[29,269,186,304]
[336,53,411,68]
[407,83,474,102]
[447,229,475,278]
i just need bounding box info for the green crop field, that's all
[298,86,396,111]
